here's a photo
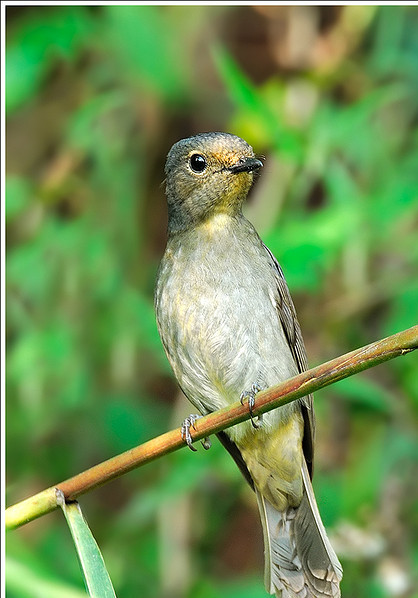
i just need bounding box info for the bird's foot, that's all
[181,414,212,451]
[240,383,263,428]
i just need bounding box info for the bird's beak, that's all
[229,157,263,174]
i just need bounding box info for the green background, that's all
[5,5,418,598]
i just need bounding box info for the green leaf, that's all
[5,176,32,222]
[60,499,117,598]
[102,5,188,100]
[194,577,267,598]
[102,394,169,452]
[6,7,92,113]
[340,424,386,519]
[333,376,392,413]
[6,556,87,598]
[212,45,303,160]
[264,198,359,291]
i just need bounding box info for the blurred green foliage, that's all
[5,5,418,598]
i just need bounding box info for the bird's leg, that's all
[181,414,212,451]
[240,382,263,428]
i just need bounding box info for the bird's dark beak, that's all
[229,157,263,174]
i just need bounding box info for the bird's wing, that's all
[216,430,255,489]
[262,242,315,476]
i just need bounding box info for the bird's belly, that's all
[158,269,298,439]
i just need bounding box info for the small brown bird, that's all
[155,132,342,597]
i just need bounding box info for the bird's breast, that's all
[155,217,298,434]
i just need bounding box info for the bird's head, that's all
[164,132,263,233]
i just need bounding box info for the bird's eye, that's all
[189,153,207,173]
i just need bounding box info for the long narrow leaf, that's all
[59,495,117,598]
[212,45,303,159]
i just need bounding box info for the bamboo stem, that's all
[6,324,418,531]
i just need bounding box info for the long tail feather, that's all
[256,460,342,598]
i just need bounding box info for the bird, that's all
[154,132,342,597]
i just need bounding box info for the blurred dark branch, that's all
[6,324,418,531]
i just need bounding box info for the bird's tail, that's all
[256,459,342,598]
